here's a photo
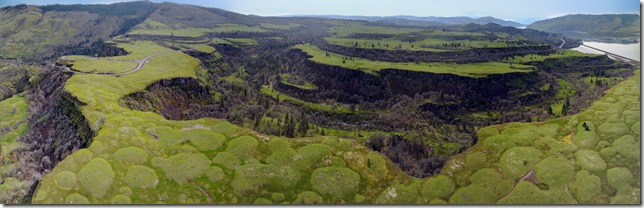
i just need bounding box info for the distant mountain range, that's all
[288,15,526,27]
[528,14,640,41]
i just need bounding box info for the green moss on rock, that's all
[185,129,225,151]
[77,158,114,198]
[54,171,77,191]
[375,181,421,204]
[113,147,149,164]
[111,194,132,204]
[465,152,487,168]
[294,144,332,171]
[365,151,388,180]
[212,151,242,170]
[226,136,259,162]
[253,198,272,204]
[574,121,598,149]
[607,167,634,191]
[534,157,574,188]
[310,167,360,199]
[571,170,601,202]
[206,166,225,182]
[267,138,290,152]
[231,164,300,194]
[420,175,455,199]
[161,153,211,184]
[265,148,297,166]
[294,191,324,204]
[210,121,239,137]
[500,147,542,179]
[575,150,606,173]
[612,135,639,159]
[598,123,629,140]
[65,193,90,204]
[125,165,158,189]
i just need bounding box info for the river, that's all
[571,41,641,61]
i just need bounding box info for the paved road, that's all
[558,38,565,49]
[59,43,207,76]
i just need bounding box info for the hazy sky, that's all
[1,0,640,24]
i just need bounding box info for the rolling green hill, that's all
[528,14,640,41]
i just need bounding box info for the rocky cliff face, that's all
[1,68,94,204]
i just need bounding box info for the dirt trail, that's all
[496,169,539,203]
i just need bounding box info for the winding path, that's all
[59,43,208,76]
[558,38,566,49]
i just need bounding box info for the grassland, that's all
[278,74,318,90]
[324,22,542,51]
[260,23,300,30]
[506,50,602,63]
[225,38,259,46]
[69,59,138,74]
[129,21,268,38]
[0,95,30,200]
[261,86,356,114]
[294,44,534,78]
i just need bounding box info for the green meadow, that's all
[294,44,534,78]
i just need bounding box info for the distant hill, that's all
[528,14,640,41]
[290,15,526,27]
[0,2,158,60]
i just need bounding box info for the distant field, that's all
[211,23,267,33]
[130,21,267,37]
[325,22,542,51]
[70,59,138,74]
[507,50,602,63]
[294,44,534,78]
[225,38,259,46]
[260,23,300,30]
[261,85,356,114]
[279,74,318,90]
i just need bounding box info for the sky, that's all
[0,0,640,24]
